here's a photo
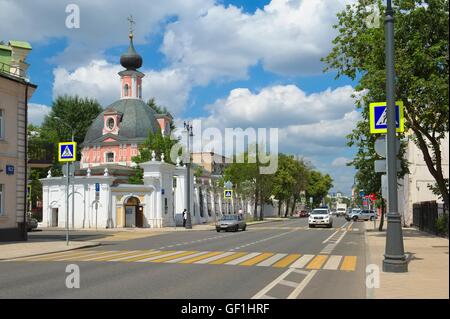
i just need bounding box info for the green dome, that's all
[82,99,160,146]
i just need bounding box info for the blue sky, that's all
[1,0,358,194]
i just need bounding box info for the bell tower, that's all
[119,16,144,100]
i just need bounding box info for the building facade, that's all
[0,40,36,241]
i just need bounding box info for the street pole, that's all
[66,162,70,245]
[71,132,75,230]
[383,0,407,272]
[184,122,193,229]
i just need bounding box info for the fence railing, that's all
[413,200,448,236]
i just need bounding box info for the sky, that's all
[1,0,359,195]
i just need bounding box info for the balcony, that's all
[28,141,54,168]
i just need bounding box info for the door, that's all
[125,206,136,227]
[135,206,143,228]
[51,208,58,227]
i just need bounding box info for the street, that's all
[0,218,366,299]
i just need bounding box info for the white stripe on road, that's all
[107,250,157,262]
[225,252,262,265]
[289,254,315,269]
[256,253,288,267]
[322,255,342,270]
[194,252,236,264]
[252,268,296,299]
[165,251,211,263]
[52,250,114,261]
[322,229,340,244]
[137,251,187,262]
[287,270,318,299]
[80,250,141,261]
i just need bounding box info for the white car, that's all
[308,208,333,228]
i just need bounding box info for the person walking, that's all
[182,209,187,227]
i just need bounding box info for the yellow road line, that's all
[18,249,95,261]
[272,254,301,268]
[340,256,357,271]
[82,250,142,262]
[150,251,199,263]
[121,250,170,262]
[208,252,247,265]
[179,251,224,264]
[239,253,274,266]
[306,255,329,270]
[34,250,102,261]
[55,250,117,261]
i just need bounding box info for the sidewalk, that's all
[365,220,449,299]
[0,239,100,261]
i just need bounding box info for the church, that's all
[40,27,228,229]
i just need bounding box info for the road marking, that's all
[306,255,328,269]
[239,253,274,266]
[81,250,142,261]
[256,253,287,267]
[322,229,339,244]
[279,279,300,288]
[230,229,296,251]
[226,252,262,265]
[323,255,342,270]
[287,270,318,299]
[272,254,301,268]
[340,256,357,271]
[19,249,97,261]
[165,251,211,263]
[52,250,113,261]
[121,250,166,262]
[290,254,315,269]
[107,250,156,262]
[150,251,198,263]
[180,251,224,264]
[136,251,180,262]
[252,268,297,299]
[194,252,236,264]
[209,252,247,265]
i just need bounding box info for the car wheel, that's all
[235,225,239,232]
[309,224,314,228]
[370,216,374,221]
[216,229,221,232]
[242,225,246,231]
[353,216,358,221]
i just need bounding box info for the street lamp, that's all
[184,121,193,229]
[383,0,407,272]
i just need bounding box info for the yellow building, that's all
[0,40,37,241]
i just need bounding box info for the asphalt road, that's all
[0,217,367,299]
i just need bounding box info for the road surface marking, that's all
[52,250,114,261]
[136,251,181,262]
[340,256,357,271]
[18,249,98,261]
[150,251,198,263]
[107,250,156,262]
[279,280,300,288]
[165,251,212,263]
[239,253,274,266]
[225,252,262,265]
[252,268,296,299]
[287,270,318,299]
[322,229,340,244]
[209,252,247,265]
[306,255,328,269]
[256,253,287,267]
[272,254,301,268]
[121,250,166,262]
[81,250,142,261]
[194,252,236,264]
[290,254,315,269]
[322,255,343,270]
[180,251,224,264]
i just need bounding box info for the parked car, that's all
[346,209,376,221]
[26,215,38,232]
[216,214,247,232]
[308,208,333,228]
[299,210,309,217]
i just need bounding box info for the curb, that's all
[1,242,101,261]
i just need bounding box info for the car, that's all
[299,210,309,217]
[308,208,333,228]
[346,209,376,221]
[215,214,247,232]
[336,207,347,217]
[26,215,38,232]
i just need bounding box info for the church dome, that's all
[82,99,160,146]
[120,34,142,70]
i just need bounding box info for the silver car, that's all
[216,214,247,232]
[346,209,376,221]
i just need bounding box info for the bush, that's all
[436,213,449,236]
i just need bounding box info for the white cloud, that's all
[28,103,52,125]
[332,157,351,167]
[52,60,191,115]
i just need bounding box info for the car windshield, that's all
[221,215,238,220]
[311,209,328,215]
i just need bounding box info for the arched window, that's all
[106,152,114,163]
[124,84,129,97]
[138,85,142,99]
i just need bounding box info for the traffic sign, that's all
[369,101,404,134]
[369,193,377,201]
[359,191,365,198]
[58,142,77,162]
[224,189,233,199]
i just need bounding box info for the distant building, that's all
[0,40,37,241]
[192,152,229,176]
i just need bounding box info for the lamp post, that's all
[54,116,76,231]
[383,0,407,272]
[184,121,193,229]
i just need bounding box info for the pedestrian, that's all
[182,209,187,227]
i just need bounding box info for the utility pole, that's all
[383,0,407,272]
[184,121,193,229]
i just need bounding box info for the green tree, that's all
[323,0,449,209]
[306,171,334,208]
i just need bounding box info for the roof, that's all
[8,40,32,50]
[82,98,160,146]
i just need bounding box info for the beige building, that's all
[0,40,36,241]
[192,152,229,176]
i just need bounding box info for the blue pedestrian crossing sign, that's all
[224,189,233,199]
[369,101,404,134]
[58,142,77,162]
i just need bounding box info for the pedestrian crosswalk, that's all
[12,249,358,271]
[92,231,166,242]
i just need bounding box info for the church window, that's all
[107,117,115,130]
[124,84,129,97]
[106,152,114,163]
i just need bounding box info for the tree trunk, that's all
[285,198,290,218]
[378,199,385,231]
[278,200,282,217]
[291,197,297,217]
[259,192,264,221]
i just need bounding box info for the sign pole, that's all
[66,162,70,245]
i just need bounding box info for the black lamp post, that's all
[382,0,407,272]
[184,121,193,229]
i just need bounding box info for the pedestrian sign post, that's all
[224,189,233,199]
[369,101,404,134]
[58,142,77,162]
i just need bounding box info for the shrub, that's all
[436,213,449,236]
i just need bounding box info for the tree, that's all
[306,171,334,208]
[323,0,449,209]
[147,98,175,131]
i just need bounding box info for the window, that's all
[0,109,4,139]
[107,118,115,130]
[124,84,129,97]
[106,152,114,163]
[0,184,4,216]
